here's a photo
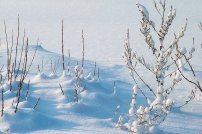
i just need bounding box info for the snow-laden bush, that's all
[119,0,202,133]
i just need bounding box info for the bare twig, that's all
[93,61,97,77]
[61,20,65,71]
[14,15,20,76]
[0,74,5,117]
[4,21,10,81]
[15,29,26,79]
[81,29,85,70]
[59,83,65,95]
[33,97,40,110]
[25,80,30,100]
[173,57,202,92]
[67,49,71,73]
[1,88,4,117]
[177,89,196,108]
[97,68,100,79]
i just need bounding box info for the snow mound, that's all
[0,45,201,134]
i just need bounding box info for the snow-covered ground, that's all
[0,45,201,134]
[0,0,202,133]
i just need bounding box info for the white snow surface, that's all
[0,45,201,134]
[0,0,202,133]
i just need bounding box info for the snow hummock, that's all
[0,45,201,134]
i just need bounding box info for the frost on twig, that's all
[137,3,157,55]
[115,115,123,128]
[74,65,83,102]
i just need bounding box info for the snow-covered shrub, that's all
[74,65,83,102]
[121,0,202,133]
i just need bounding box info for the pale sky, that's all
[0,0,201,65]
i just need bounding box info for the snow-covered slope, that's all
[0,45,201,134]
[0,45,130,133]
[0,1,202,133]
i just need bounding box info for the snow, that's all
[0,0,202,133]
[136,3,149,21]
[0,45,201,133]
[179,47,187,55]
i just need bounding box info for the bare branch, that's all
[59,83,65,95]
[33,97,40,110]
[81,29,85,70]
[61,20,65,71]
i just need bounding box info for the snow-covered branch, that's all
[121,1,201,133]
